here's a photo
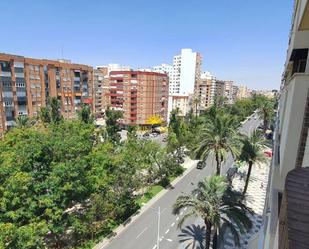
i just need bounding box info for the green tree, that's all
[195,114,240,175]
[78,104,93,124]
[0,121,95,248]
[173,176,252,249]
[258,100,274,131]
[239,130,267,195]
[105,107,123,143]
[39,106,51,125]
[16,115,29,128]
[192,96,201,116]
[49,97,63,123]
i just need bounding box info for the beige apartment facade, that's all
[104,71,168,126]
[258,1,309,248]
[0,53,94,136]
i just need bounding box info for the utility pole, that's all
[157,206,161,249]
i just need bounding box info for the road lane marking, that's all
[160,236,164,242]
[152,245,157,249]
[161,208,166,214]
[171,222,175,227]
[135,227,148,239]
[166,238,173,242]
[176,216,179,221]
[165,229,170,234]
[184,207,187,211]
[180,211,183,216]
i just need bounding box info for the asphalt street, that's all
[100,114,261,249]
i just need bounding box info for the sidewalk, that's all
[221,160,270,249]
[94,157,198,249]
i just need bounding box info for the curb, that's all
[93,159,197,249]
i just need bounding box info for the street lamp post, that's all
[157,206,161,249]
[151,206,161,249]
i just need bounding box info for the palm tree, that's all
[239,130,267,196]
[173,176,252,249]
[195,114,240,175]
[258,101,274,131]
[192,97,201,117]
[16,115,29,128]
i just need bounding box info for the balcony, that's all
[279,167,309,249]
[278,73,309,183]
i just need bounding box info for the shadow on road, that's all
[178,224,205,249]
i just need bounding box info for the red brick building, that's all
[0,53,93,136]
[104,71,168,125]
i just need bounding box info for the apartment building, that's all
[94,68,108,117]
[167,94,189,121]
[97,64,131,74]
[195,71,216,111]
[237,85,251,99]
[104,71,168,126]
[153,64,173,78]
[170,48,202,95]
[252,89,278,99]
[0,53,93,136]
[259,1,309,248]
[223,80,234,104]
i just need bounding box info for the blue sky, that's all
[1,0,293,89]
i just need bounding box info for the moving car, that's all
[197,161,206,169]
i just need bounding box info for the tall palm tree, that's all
[239,130,267,195]
[258,101,274,131]
[192,97,201,117]
[195,114,240,175]
[173,176,252,249]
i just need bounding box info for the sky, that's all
[0,0,293,90]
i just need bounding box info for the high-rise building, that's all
[210,80,225,104]
[237,85,251,99]
[167,94,189,122]
[170,48,202,95]
[260,1,309,248]
[94,68,108,117]
[153,64,173,79]
[0,53,93,136]
[196,71,216,111]
[104,71,168,126]
[223,80,234,104]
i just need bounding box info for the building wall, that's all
[171,49,201,95]
[105,71,168,126]
[260,1,309,248]
[94,68,108,117]
[196,71,215,110]
[0,53,93,135]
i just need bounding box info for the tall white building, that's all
[170,48,202,95]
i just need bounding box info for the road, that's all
[99,115,261,249]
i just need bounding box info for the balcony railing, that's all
[278,167,309,249]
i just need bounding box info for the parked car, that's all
[257,125,264,130]
[143,132,150,138]
[196,161,206,169]
[264,150,272,158]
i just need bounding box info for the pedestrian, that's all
[260,182,264,189]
